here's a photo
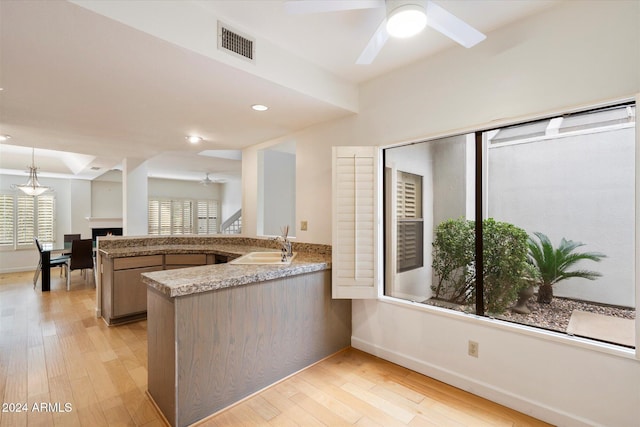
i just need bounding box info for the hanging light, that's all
[14,148,50,196]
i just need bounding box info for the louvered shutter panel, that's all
[397,172,423,272]
[197,200,218,234]
[332,146,379,299]
[0,195,14,247]
[171,200,192,234]
[183,201,193,234]
[17,195,35,246]
[36,195,55,243]
[148,200,160,235]
[159,201,171,235]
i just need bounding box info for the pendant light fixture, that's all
[14,148,50,196]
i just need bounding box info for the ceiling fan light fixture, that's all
[386,4,427,38]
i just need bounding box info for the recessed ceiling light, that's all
[0,134,11,141]
[186,135,203,144]
[251,104,268,111]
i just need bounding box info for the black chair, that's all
[63,234,81,253]
[67,239,94,291]
[33,237,70,289]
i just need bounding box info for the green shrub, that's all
[431,218,529,314]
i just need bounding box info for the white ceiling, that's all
[0,0,557,183]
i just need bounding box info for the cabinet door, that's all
[113,266,163,317]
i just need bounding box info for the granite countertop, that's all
[98,243,262,259]
[141,251,331,298]
[97,236,332,298]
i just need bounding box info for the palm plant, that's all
[527,232,606,303]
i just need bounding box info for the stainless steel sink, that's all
[229,251,297,265]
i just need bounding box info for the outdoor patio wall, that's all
[241,1,639,425]
[488,127,635,307]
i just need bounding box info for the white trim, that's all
[635,93,640,360]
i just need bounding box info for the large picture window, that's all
[383,102,636,348]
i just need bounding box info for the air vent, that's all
[218,22,255,63]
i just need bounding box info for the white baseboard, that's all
[0,267,35,274]
[351,336,597,427]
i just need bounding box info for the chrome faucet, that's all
[273,225,293,261]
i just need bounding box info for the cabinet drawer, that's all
[165,254,207,265]
[114,255,164,270]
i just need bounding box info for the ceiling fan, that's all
[284,0,486,64]
[199,172,229,185]
[200,173,214,186]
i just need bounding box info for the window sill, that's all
[377,295,638,361]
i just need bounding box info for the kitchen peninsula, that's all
[97,236,351,427]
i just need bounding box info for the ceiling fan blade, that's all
[356,18,389,64]
[425,1,486,48]
[284,0,383,15]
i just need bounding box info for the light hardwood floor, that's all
[0,271,552,427]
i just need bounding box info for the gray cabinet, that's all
[101,255,163,325]
[101,252,230,325]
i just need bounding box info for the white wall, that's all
[220,177,242,225]
[259,149,296,237]
[241,2,640,425]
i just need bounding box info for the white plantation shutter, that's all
[149,198,217,235]
[17,195,35,245]
[197,200,218,234]
[0,193,55,248]
[332,146,379,299]
[397,172,422,272]
[160,201,172,235]
[37,195,55,242]
[171,200,193,234]
[0,195,14,246]
[148,200,160,235]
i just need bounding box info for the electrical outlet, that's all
[468,340,479,358]
[301,220,308,231]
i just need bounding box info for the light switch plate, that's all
[301,220,308,231]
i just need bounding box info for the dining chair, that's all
[67,238,94,291]
[63,233,81,254]
[33,237,70,289]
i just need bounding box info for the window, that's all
[378,102,636,347]
[0,193,56,248]
[197,200,218,234]
[396,171,423,272]
[148,198,219,235]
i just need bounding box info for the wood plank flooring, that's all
[0,271,552,427]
